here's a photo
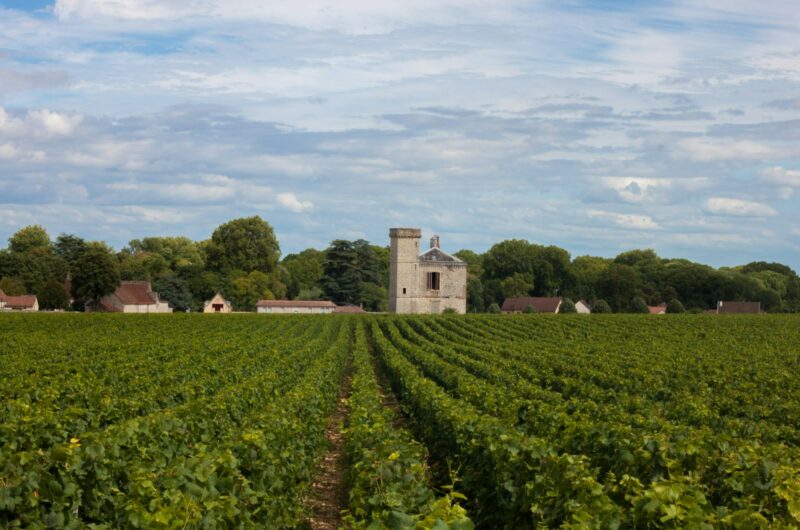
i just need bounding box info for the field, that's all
[1,314,800,528]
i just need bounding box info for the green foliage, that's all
[521,304,535,314]
[71,245,121,304]
[442,307,458,314]
[591,299,612,313]
[597,263,638,312]
[153,273,193,312]
[500,272,534,299]
[205,216,280,274]
[666,299,685,314]
[37,278,70,310]
[54,234,88,268]
[282,248,325,298]
[8,225,51,254]
[486,303,501,313]
[0,276,26,296]
[629,296,650,314]
[321,239,384,308]
[559,297,577,313]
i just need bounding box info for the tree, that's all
[486,303,501,313]
[283,248,325,299]
[501,272,534,299]
[205,217,280,274]
[559,298,577,314]
[153,274,193,312]
[126,236,204,269]
[666,299,685,314]
[522,304,535,314]
[37,278,70,310]
[321,239,383,306]
[629,296,649,314]
[54,234,88,268]
[466,276,485,313]
[0,276,26,295]
[72,246,120,305]
[597,263,639,312]
[591,299,612,313]
[9,225,51,254]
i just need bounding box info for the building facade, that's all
[256,300,336,314]
[203,293,233,313]
[0,290,39,311]
[90,281,173,313]
[389,228,467,314]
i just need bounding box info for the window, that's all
[402,288,406,294]
[427,272,440,290]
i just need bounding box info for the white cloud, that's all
[704,197,777,217]
[27,109,83,136]
[588,209,659,230]
[277,192,314,213]
[762,166,800,187]
[600,176,711,203]
[677,138,778,161]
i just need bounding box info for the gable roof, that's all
[502,296,562,313]
[3,294,38,309]
[203,292,231,307]
[717,301,761,314]
[256,299,336,308]
[114,281,159,305]
[419,247,464,264]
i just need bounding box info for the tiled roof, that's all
[717,301,761,314]
[256,299,336,308]
[114,281,158,305]
[502,297,562,313]
[335,305,366,313]
[648,304,667,314]
[3,294,37,309]
[419,247,463,263]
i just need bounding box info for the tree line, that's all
[1,218,798,313]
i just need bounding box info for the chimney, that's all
[430,235,440,249]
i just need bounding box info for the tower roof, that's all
[419,246,463,263]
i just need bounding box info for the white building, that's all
[91,281,172,313]
[203,293,233,313]
[256,300,336,314]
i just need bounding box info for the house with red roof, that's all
[90,281,172,313]
[256,299,336,314]
[0,289,39,312]
[648,304,667,315]
[502,296,563,313]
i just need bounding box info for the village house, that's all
[0,289,39,311]
[256,300,336,314]
[203,293,233,313]
[575,300,592,314]
[648,304,667,315]
[502,296,563,313]
[715,301,761,314]
[89,281,173,313]
[389,228,467,314]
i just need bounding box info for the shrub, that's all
[487,303,501,314]
[666,299,685,314]
[559,298,577,314]
[629,297,650,314]
[442,307,458,314]
[592,300,612,313]
[522,304,536,314]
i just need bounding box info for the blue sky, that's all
[1,1,799,270]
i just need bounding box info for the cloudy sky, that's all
[1,0,799,269]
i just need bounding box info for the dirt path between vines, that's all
[304,361,352,530]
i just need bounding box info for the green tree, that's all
[522,304,535,314]
[559,298,577,314]
[54,234,88,269]
[466,276,485,313]
[126,236,204,269]
[597,263,639,312]
[501,272,534,299]
[591,299,612,313]
[205,217,280,274]
[321,239,382,306]
[9,225,51,254]
[486,302,501,313]
[37,278,70,310]
[666,299,685,314]
[0,276,26,295]
[282,248,325,298]
[72,245,121,305]
[629,296,649,314]
[153,274,193,312]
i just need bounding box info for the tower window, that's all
[403,288,406,294]
[427,272,440,290]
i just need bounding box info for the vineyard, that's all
[1,314,800,528]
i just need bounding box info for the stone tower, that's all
[389,227,468,314]
[389,228,421,313]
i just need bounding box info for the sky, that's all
[0,1,799,270]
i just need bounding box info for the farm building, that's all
[648,304,667,315]
[256,300,336,314]
[575,300,592,314]
[389,228,467,314]
[89,281,173,313]
[334,304,367,314]
[0,289,39,311]
[502,296,563,313]
[715,301,761,314]
[203,293,232,313]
